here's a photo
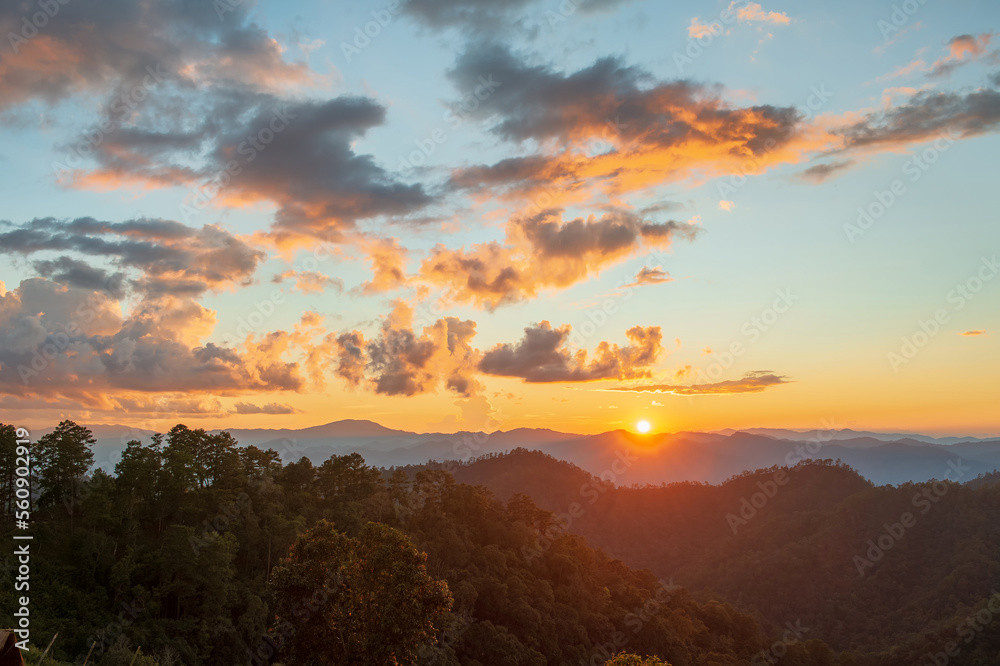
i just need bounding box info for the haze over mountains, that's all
[60,420,1000,486]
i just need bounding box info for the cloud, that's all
[839,87,1000,149]
[688,18,721,39]
[231,401,299,414]
[401,0,535,32]
[320,305,663,393]
[960,329,986,336]
[796,160,853,183]
[879,59,928,81]
[420,208,697,310]
[0,0,311,111]
[731,2,790,26]
[0,277,304,405]
[115,396,227,416]
[446,44,823,205]
[878,33,996,81]
[0,216,319,408]
[63,94,433,246]
[610,370,790,395]
[928,33,996,78]
[330,301,480,396]
[329,331,368,388]
[31,256,127,299]
[626,266,673,288]
[718,200,736,211]
[479,321,662,382]
[688,2,788,39]
[0,217,265,299]
[356,237,409,295]
[273,270,344,295]
[401,0,636,33]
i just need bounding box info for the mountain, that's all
[71,420,1000,485]
[437,449,1000,658]
[716,427,995,446]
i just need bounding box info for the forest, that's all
[2,421,999,665]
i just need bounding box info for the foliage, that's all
[16,423,1000,664]
[35,419,95,511]
[270,520,452,665]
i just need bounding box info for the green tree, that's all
[115,438,163,501]
[35,419,95,513]
[316,452,384,532]
[270,520,452,665]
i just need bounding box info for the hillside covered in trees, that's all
[5,422,1000,664]
[438,448,1000,663]
[1,421,848,665]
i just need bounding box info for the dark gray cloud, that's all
[401,0,636,33]
[403,0,535,32]
[332,331,367,387]
[444,44,805,201]
[1,0,431,243]
[0,217,265,298]
[479,321,661,382]
[64,92,433,242]
[447,43,800,148]
[0,0,309,110]
[841,88,1000,148]
[31,256,127,299]
[797,160,853,184]
[212,97,433,241]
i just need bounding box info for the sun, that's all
[636,420,651,434]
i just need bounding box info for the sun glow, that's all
[636,420,651,433]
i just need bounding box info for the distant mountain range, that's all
[46,419,1000,486]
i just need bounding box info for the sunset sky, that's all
[1,0,998,436]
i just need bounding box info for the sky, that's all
[1,0,998,436]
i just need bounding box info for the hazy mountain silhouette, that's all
[69,420,1000,485]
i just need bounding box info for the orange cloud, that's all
[356,237,409,295]
[447,45,834,210]
[273,270,344,294]
[732,2,790,26]
[929,33,995,77]
[878,33,996,81]
[625,266,673,288]
[611,370,790,395]
[420,208,697,310]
